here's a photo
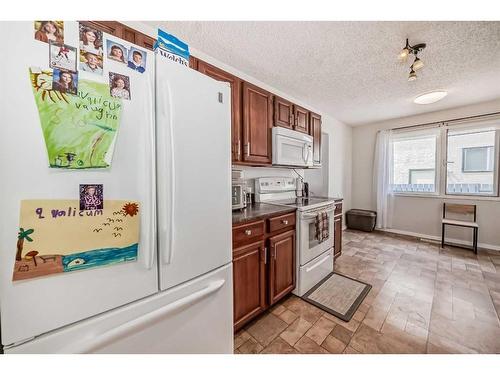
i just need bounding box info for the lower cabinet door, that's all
[233,240,266,330]
[269,230,296,305]
[334,216,342,258]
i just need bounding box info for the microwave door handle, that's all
[304,144,309,164]
[302,143,307,164]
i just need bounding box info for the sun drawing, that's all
[122,202,139,217]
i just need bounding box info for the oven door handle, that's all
[302,210,334,220]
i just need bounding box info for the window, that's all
[462,146,494,172]
[386,121,500,197]
[391,131,438,193]
[446,128,498,196]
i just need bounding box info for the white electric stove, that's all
[255,177,335,296]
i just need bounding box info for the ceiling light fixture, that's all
[413,91,448,104]
[399,38,426,81]
[411,56,424,71]
[398,40,410,62]
[408,69,417,82]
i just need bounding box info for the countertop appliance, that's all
[232,169,247,211]
[0,22,232,353]
[272,127,313,167]
[254,177,335,296]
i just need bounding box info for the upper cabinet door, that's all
[274,96,294,130]
[197,60,242,162]
[242,82,273,164]
[294,105,310,134]
[310,112,322,166]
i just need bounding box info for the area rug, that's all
[302,272,372,322]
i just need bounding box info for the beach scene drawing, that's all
[13,200,140,281]
[29,67,123,169]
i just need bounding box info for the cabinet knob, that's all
[282,220,288,225]
[244,229,252,236]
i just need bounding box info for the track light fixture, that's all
[399,38,426,81]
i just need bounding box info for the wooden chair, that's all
[441,203,478,254]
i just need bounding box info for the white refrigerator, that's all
[0,21,233,353]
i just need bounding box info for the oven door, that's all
[298,205,334,266]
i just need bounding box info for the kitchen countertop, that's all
[232,203,296,225]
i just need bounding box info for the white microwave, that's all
[272,127,313,167]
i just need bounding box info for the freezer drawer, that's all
[5,264,233,354]
[294,248,333,297]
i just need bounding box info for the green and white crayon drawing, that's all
[29,67,123,169]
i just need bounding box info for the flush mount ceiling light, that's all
[413,91,448,104]
[398,38,426,81]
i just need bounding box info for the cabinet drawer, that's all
[334,202,343,216]
[268,212,296,233]
[233,220,265,246]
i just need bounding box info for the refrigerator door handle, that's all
[144,79,156,270]
[59,279,226,354]
[162,83,176,265]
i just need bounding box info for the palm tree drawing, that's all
[16,228,34,261]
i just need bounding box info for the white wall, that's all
[130,22,353,211]
[323,114,352,213]
[351,98,500,249]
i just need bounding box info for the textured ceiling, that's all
[145,21,500,126]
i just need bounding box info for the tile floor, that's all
[234,230,500,354]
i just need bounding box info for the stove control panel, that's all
[255,177,296,193]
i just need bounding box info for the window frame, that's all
[390,120,500,199]
[444,125,500,198]
[390,129,441,196]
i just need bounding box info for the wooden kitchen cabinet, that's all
[197,60,242,162]
[274,96,294,130]
[232,220,265,248]
[242,82,273,164]
[233,240,267,331]
[294,105,310,134]
[189,56,199,70]
[334,215,343,259]
[268,230,295,305]
[310,112,322,166]
[232,210,296,331]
